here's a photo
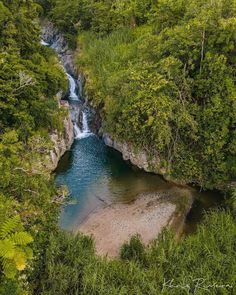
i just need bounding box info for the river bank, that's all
[78,188,193,257]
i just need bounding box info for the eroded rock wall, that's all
[41,22,75,171]
[103,133,166,175]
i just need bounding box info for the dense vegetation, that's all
[0,0,67,293]
[0,0,236,294]
[29,210,236,294]
[42,0,236,188]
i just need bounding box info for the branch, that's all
[24,189,39,195]
[13,71,35,94]
[200,27,206,74]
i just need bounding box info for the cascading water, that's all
[66,74,92,139]
[40,40,49,46]
[41,38,92,140]
[74,123,82,138]
[74,112,92,139]
[67,73,79,101]
[40,40,93,139]
[82,111,90,134]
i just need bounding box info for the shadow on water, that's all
[56,150,73,173]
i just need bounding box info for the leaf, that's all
[0,216,21,239]
[13,250,26,271]
[2,259,17,279]
[11,231,33,246]
[0,239,15,259]
[23,246,33,259]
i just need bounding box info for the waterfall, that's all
[82,111,90,133]
[74,123,82,138]
[74,111,92,139]
[41,38,93,140]
[40,40,49,46]
[67,74,79,101]
[66,75,92,139]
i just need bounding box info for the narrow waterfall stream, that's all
[66,72,92,139]
[41,37,223,236]
[67,73,79,101]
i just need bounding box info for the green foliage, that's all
[76,0,236,188]
[0,0,67,293]
[1,0,235,294]
[32,210,236,295]
[31,231,95,294]
[0,196,33,280]
[228,188,236,214]
[120,234,146,264]
[40,0,153,47]
[0,217,33,278]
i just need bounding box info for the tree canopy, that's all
[1,0,236,294]
[69,0,236,188]
[0,0,67,292]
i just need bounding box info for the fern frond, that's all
[23,246,33,259]
[0,210,5,227]
[2,259,17,279]
[11,231,33,246]
[0,215,33,279]
[0,216,21,239]
[13,249,26,271]
[0,239,15,258]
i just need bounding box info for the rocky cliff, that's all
[103,133,167,175]
[47,104,74,171]
[41,22,75,171]
[41,20,77,76]
[103,134,234,189]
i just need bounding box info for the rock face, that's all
[103,133,166,175]
[41,20,77,76]
[103,133,235,189]
[41,22,75,171]
[47,109,74,171]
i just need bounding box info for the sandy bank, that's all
[78,191,190,257]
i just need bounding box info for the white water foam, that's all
[67,74,79,101]
[62,71,92,139]
[40,40,49,46]
[82,111,90,133]
[74,123,82,138]
[74,112,92,140]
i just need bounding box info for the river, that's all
[41,36,223,238]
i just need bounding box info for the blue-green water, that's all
[56,135,223,234]
[55,135,171,231]
[50,37,223,236]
